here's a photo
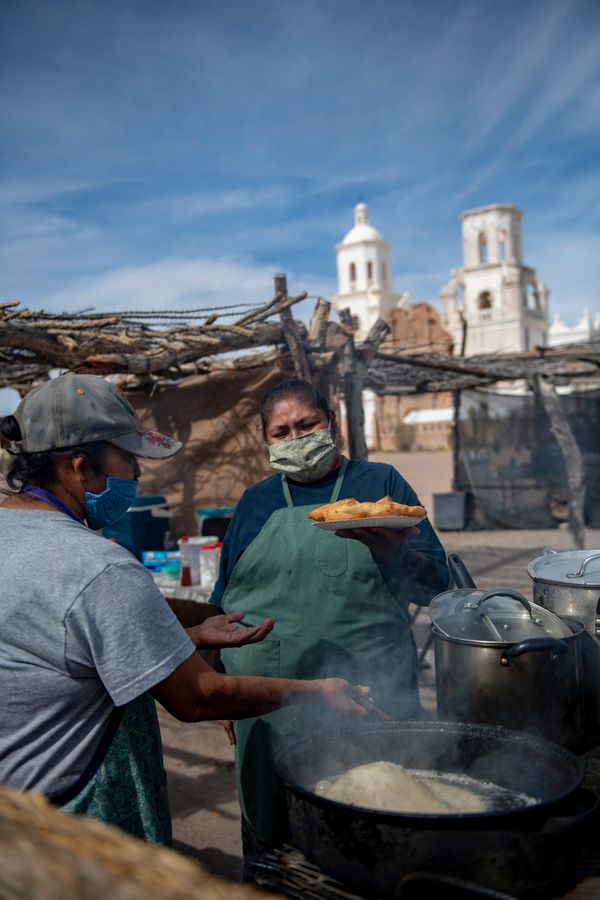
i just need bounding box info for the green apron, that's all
[220,457,419,845]
[60,692,172,845]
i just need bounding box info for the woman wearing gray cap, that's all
[0,374,376,845]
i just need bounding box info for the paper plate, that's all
[312,515,426,531]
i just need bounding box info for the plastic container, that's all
[142,550,181,573]
[178,535,220,586]
[200,542,223,588]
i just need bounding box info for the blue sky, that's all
[1,0,599,340]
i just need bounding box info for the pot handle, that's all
[540,789,599,835]
[464,588,532,616]
[504,637,567,660]
[447,553,477,589]
[567,552,600,579]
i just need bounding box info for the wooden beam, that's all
[360,316,391,364]
[532,375,586,549]
[236,290,308,326]
[86,321,303,374]
[275,273,312,382]
[376,349,508,381]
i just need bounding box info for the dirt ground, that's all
[160,450,600,883]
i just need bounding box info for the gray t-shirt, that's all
[0,508,194,797]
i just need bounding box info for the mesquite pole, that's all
[532,375,586,549]
[275,273,312,382]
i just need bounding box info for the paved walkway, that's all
[162,451,600,883]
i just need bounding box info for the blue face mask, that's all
[84,476,138,531]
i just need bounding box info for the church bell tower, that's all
[440,205,549,355]
[330,203,402,339]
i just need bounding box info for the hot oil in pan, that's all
[411,769,538,814]
[315,761,538,815]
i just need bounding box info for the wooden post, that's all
[338,308,368,460]
[459,309,468,357]
[451,389,462,492]
[275,273,312,382]
[533,375,586,549]
[361,317,391,454]
[308,298,330,348]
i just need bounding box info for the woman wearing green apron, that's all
[213,378,450,870]
[1,375,377,845]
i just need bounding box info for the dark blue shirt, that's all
[210,458,449,606]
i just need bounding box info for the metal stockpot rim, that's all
[431,616,585,650]
[528,549,600,588]
[430,587,574,644]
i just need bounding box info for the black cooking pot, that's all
[275,721,593,898]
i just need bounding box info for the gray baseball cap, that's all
[11,374,181,459]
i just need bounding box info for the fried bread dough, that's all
[308,496,426,523]
[315,761,488,814]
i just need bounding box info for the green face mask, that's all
[268,425,337,483]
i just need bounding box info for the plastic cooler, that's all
[102,495,172,560]
[196,506,235,540]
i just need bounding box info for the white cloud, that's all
[527,232,600,323]
[38,256,291,314]
[460,0,576,154]
[126,185,293,223]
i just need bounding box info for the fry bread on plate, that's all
[308,496,427,523]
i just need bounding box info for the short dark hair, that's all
[259,379,331,438]
[1,415,108,490]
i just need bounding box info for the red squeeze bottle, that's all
[179,536,192,587]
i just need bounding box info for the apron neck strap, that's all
[21,484,84,524]
[281,455,349,508]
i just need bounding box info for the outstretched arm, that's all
[150,650,380,723]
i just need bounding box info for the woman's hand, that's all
[186,612,276,650]
[334,525,419,562]
[316,679,391,719]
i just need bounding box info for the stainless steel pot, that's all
[528,549,600,731]
[430,585,585,748]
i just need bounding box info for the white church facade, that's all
[439,205,550,356]
[548,308,600,347]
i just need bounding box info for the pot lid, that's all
[528,550,600,587]
[429,587,573,643]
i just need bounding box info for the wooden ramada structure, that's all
[2,274,599,546]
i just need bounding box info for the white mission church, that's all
[330,201,598,355]
[328,202,598,449]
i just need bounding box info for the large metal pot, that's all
[430,581,585,748]
[529,549,600,732]
[275,721,591,898]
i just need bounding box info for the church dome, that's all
[341,203,384,245]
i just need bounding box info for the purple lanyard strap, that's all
[22,485,84,525]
